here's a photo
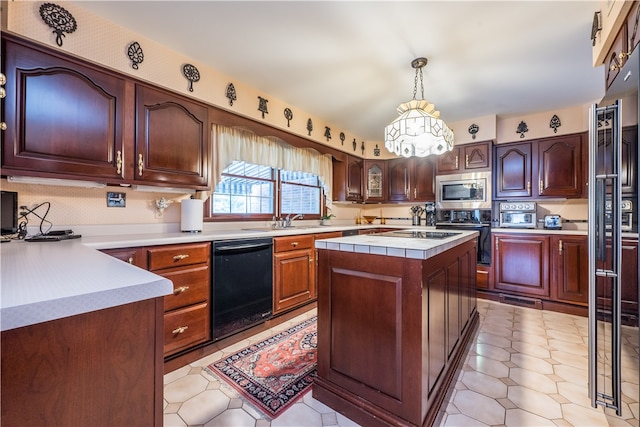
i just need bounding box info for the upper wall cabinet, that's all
[494,133,586,200]
[436,141,492,175]
[363,160,387,202]
[135,84,209,187]
[387,157,435,202]
[2,35,130,182]
[332,155,363,202]
[1,35,210,190]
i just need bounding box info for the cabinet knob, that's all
[0,73,5,85]
[138,153,144,176]
[174,286,190,294]
[116,150,123,175]
[0,87,5,99]
[127,256,134,264]
[0,122,6,131]
[173,254,190,261]
[172,326,189,334]
[291,242,299,247]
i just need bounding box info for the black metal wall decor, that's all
[373,144,381,156]
[182,64,200,92]
[352,138,357,152]
[591,11,601,47]
[39,3,77,47]
[468,123,479,140]
[226,83,237,106]
[307,119,313,136]
[340,132,345,145]
[324,126,332,141]
[284,108,293,127]
[127,42,144,70]
[258,97,269,118]
[516,121,529,138]
[549,114,561,133]
[597,111,614,128]
[361,141,365,156]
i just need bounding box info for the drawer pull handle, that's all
[127,257,134,264]
[116,150,123,175]
[173,254,190,261]
[174,286,190,294]
[465,154,469,167]
[291,242,299,247]
[455,155,459,169]
[559,239,563,255]
[138,153,144,176]
[172,326,189,334]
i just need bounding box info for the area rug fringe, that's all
[206,316,317,419]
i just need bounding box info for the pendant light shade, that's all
[384,58,454,158]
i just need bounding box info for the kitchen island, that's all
[313,230,479,427]
[1,240,173,427]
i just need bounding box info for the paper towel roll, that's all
[181,199,204,232]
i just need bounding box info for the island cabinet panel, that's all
[494,234,550,297]
[314,238,478,427]
[2,35,131,182]
[1,298,164,427]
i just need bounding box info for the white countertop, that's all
[0,240,173,331]
[315,229,479,260]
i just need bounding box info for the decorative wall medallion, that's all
[549,114,561,133]
[39,3,77,47]
[306,118,313,136]
[468,123,479,140]
[182,64,200,92]
[516,121,529,138]
[127,41,144,70]
[324,126,331,141]
[284,108,293,127]
[339,132,345,145]
[258,96,269,118]
[352,138,357,152]
[226,83,237,106]
[373,144,380,156]
[361,141,365,156]
[591,11,601,47]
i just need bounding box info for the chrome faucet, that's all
[285,213,304,227]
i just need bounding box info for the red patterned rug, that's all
[206,316,317,419]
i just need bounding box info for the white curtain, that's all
[213,125,333,202]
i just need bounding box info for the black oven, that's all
[436,209,492,265]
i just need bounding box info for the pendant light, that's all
[384,57,454,158]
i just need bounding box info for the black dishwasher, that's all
[212,237,273,340]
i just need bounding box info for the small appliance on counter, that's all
[543,214,562,230]
[425,202,436,226]
[498,201,537,228]
[181,197,204,232]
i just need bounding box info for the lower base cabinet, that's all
[494,233,550,298]
[273,235,316,314]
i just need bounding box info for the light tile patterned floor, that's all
[163,300,639,426]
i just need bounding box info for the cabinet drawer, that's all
[148,242,210,270]
[163,302,210,356]
[162,265,210,312]
[274,235,314,252]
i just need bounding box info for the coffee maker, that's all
[425,202,436,226]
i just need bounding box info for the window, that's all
[209,161,323,220]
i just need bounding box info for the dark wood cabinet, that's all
[332,155,363,202]
[606,20,629,90]
[2,35,210,190]
[134,84,209,188]
[100,247,147,268]
[550,235,589,305]
[494,133,585,200]
[597,125,637,195]
[387,157,435,202]
[273,235,316,314]
[537,134,584,197]
[598,238,639,324]
[363,160,387,202]
[494,142,533,198]
[436,141,491,175]
[494,233,550,297]
[2,35,131,182]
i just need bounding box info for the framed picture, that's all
[106,192,126,207]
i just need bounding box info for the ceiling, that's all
[72,1,605,143]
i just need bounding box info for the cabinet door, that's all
[436,147,461,174]
[413,158,436,201]
[494,143,532,198]
[599,126,637,195]
[598,239,639,323]
[463,141,491,171]
[273,249,315,314]
[551,235,588,305]
[2,36,130,182]
[346,156,364,201]
[537,134,583,197]
[135,84,209,188]
[494,234,549,297]
[387,158,411,202]
[364,160,387,202]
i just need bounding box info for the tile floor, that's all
[163,300,639,426]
